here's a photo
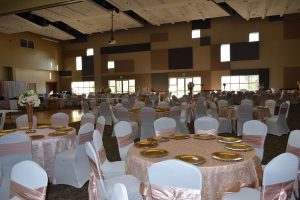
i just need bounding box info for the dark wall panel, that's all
[230,42,259,61]
[59,71,72,77]
[168,47,193,70]
[151,73,168,91]
[200,37,211,46]
[192,19,211,29]
[100,43,151,54]
[115,60,134,73]
[82,56,94,77]
[150,33,168,42]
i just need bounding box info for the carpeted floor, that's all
[9,104,300,200]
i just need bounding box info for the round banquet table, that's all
[14,127,76,181]
[126,136,259,200]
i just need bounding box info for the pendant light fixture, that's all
[108,9,116,45]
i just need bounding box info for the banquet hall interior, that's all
[1,0,300,199]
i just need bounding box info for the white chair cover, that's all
[114,107,139,139]
[242,120,267,162]
[50,112,69,127]
[52,123,94,188]
[99,102,113,126]
[179,102,189,134]
[111,183,129,200]
[114,121,134,161]
[241,98,254,106]
[85,142,142,200]
[96,116,105,136]
[170,106,182,133]
[194,116,219,135]
[237,104,253,136]
[80,113,95,127]
[264,99,276,116]
[157,101,169,109]
[15,114,37,128]
[154,117,176,137]
[195,100,207,118]
[92,130,125,179]
[209,102,232,134]
[0,133,32,200]
[10,160,48,200]
[217,99,229,110]
[140,107,156,140]
[81,101,90,114]
[133,101,145,109]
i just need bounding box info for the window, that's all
[249,32,259,42]
[108,79,135,93]
[86,48,94,56]
[71,81,95,95]
[168,77,201,97]
[192,29,201,38]
[76,56,82,71]
[107,61,115,69]
[221,75,259,91]
[220,44,230,62]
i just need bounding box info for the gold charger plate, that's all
[147,136,169,143]
[57,127,73,132]
[170,134,191,140]
[18,127,29,130]
[30,135,45,140]
[194,134,216,140]
[0,129,16,134]
[50,125,65,129]
[48,131,68,137]
[175,155,206,165]
[218,136,242,144]
[225,143,253,151]
[36,125,50,129]
[134,140,158,149]
[212,151,243,161]
[140,149,168,158]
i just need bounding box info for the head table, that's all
[126,135,259,200]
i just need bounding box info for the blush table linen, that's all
[126,137,259,200]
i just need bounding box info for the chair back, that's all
[133,101,145,109]
[148,159,202,199]
[195,100,207,118]
[209,102,219,120]
[96,116,105,135]
[194,116,219,135]
[217,99,228,109]
[111,183,129,200]
[243,120,267,162]
[170,106,181,122]
[264,99,276,116]
[16,114,37,128]
[99,102,112,125]
[80,113,95,127]
[81,101,90,114]
[157,101,169,109]
[140,107,155,140]
[286,130,300,160]
[114,107,130,122]
[9,100,18,110]
[78,123,94,146]
[154,117,176,137]
[51,112,69,127]
[114,121,134,160]
[241,98,254,106]
[10,160,48,200]
[278,101,290,120]
[92,130,107,165]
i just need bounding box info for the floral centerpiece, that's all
[18,90,40,133]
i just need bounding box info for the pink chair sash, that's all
[51,117,68,127]
[96,123,104,134]
[155,127,176,137]
[0,141,31,157]
[87,157,101,200]
[117,133,134,148]
[261,180,294,200]
[10,180,46,200]
[195,128,218,135]
[286,145,300,158]
[97,146,107,164]
[150,184,201,200]
[242,135,265,149]
[78,131,93,145]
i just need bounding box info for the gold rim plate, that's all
[175,155,206,165]
[147,136,169,143]
[140,149,168,158]
[49,131,68,137]
[18,127,29,130]
[170,134,191,140]
[134,141,158,149]
[225,143,253,151]
[0,129,16,134]
[194,134,216,140]
[218,137,242,144]
[50,125,65,129]
[57,127,73,132]
[36,125,50,129]
[30,135,45,140]
[212,151,243,161]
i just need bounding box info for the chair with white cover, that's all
[217,99,229,110]
[147,159,203,199]
[92,130,125,179]
[264,99,276,116]
[241,98,254,106]
[265,101,290,136]
[114,107,139,139]
[52,123,94,188]
[0,133,32,200]
[10,160,48,200]
[154,117,176,137]
[222,152,298,200]
[85,142,142,200]
[179,102,189,134]
[194,116,219,135]
[195,100,207,118]
[81,100,90,114]
[133,101,145,109]
[242,120,267,162]
[96,116,105,136]
[99,102,113,126]
[111,183,129,200]
[237,104,253,136]
[15,114,37,128]
[114,121,134,161]
[50,112,69,127]
[80,113,95,127]
[209,102,232,134]
[139,107,156,140]
[170,106,182,133]
[157,101,169,109]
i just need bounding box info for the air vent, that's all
[20,39,34,49]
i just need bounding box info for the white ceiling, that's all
[0,0,299,40]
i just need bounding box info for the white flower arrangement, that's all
[18,90,40,107]
[188,82,194,90]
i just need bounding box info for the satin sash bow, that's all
[155,127,176,137]
[195,129,218,136]
[262,180,294,200]
[150,184,201,200]
[0,141,31,157]
[242,135,265,149]
[97,146,107,164]
[10,180,46,200]
[78,131,93,145]
[117,133,134,148]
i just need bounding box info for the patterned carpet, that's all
[14,104,300,200]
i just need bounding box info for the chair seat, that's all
[102,160,125,179]
[222,187,260,200]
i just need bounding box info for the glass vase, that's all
[26,104,36,133]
